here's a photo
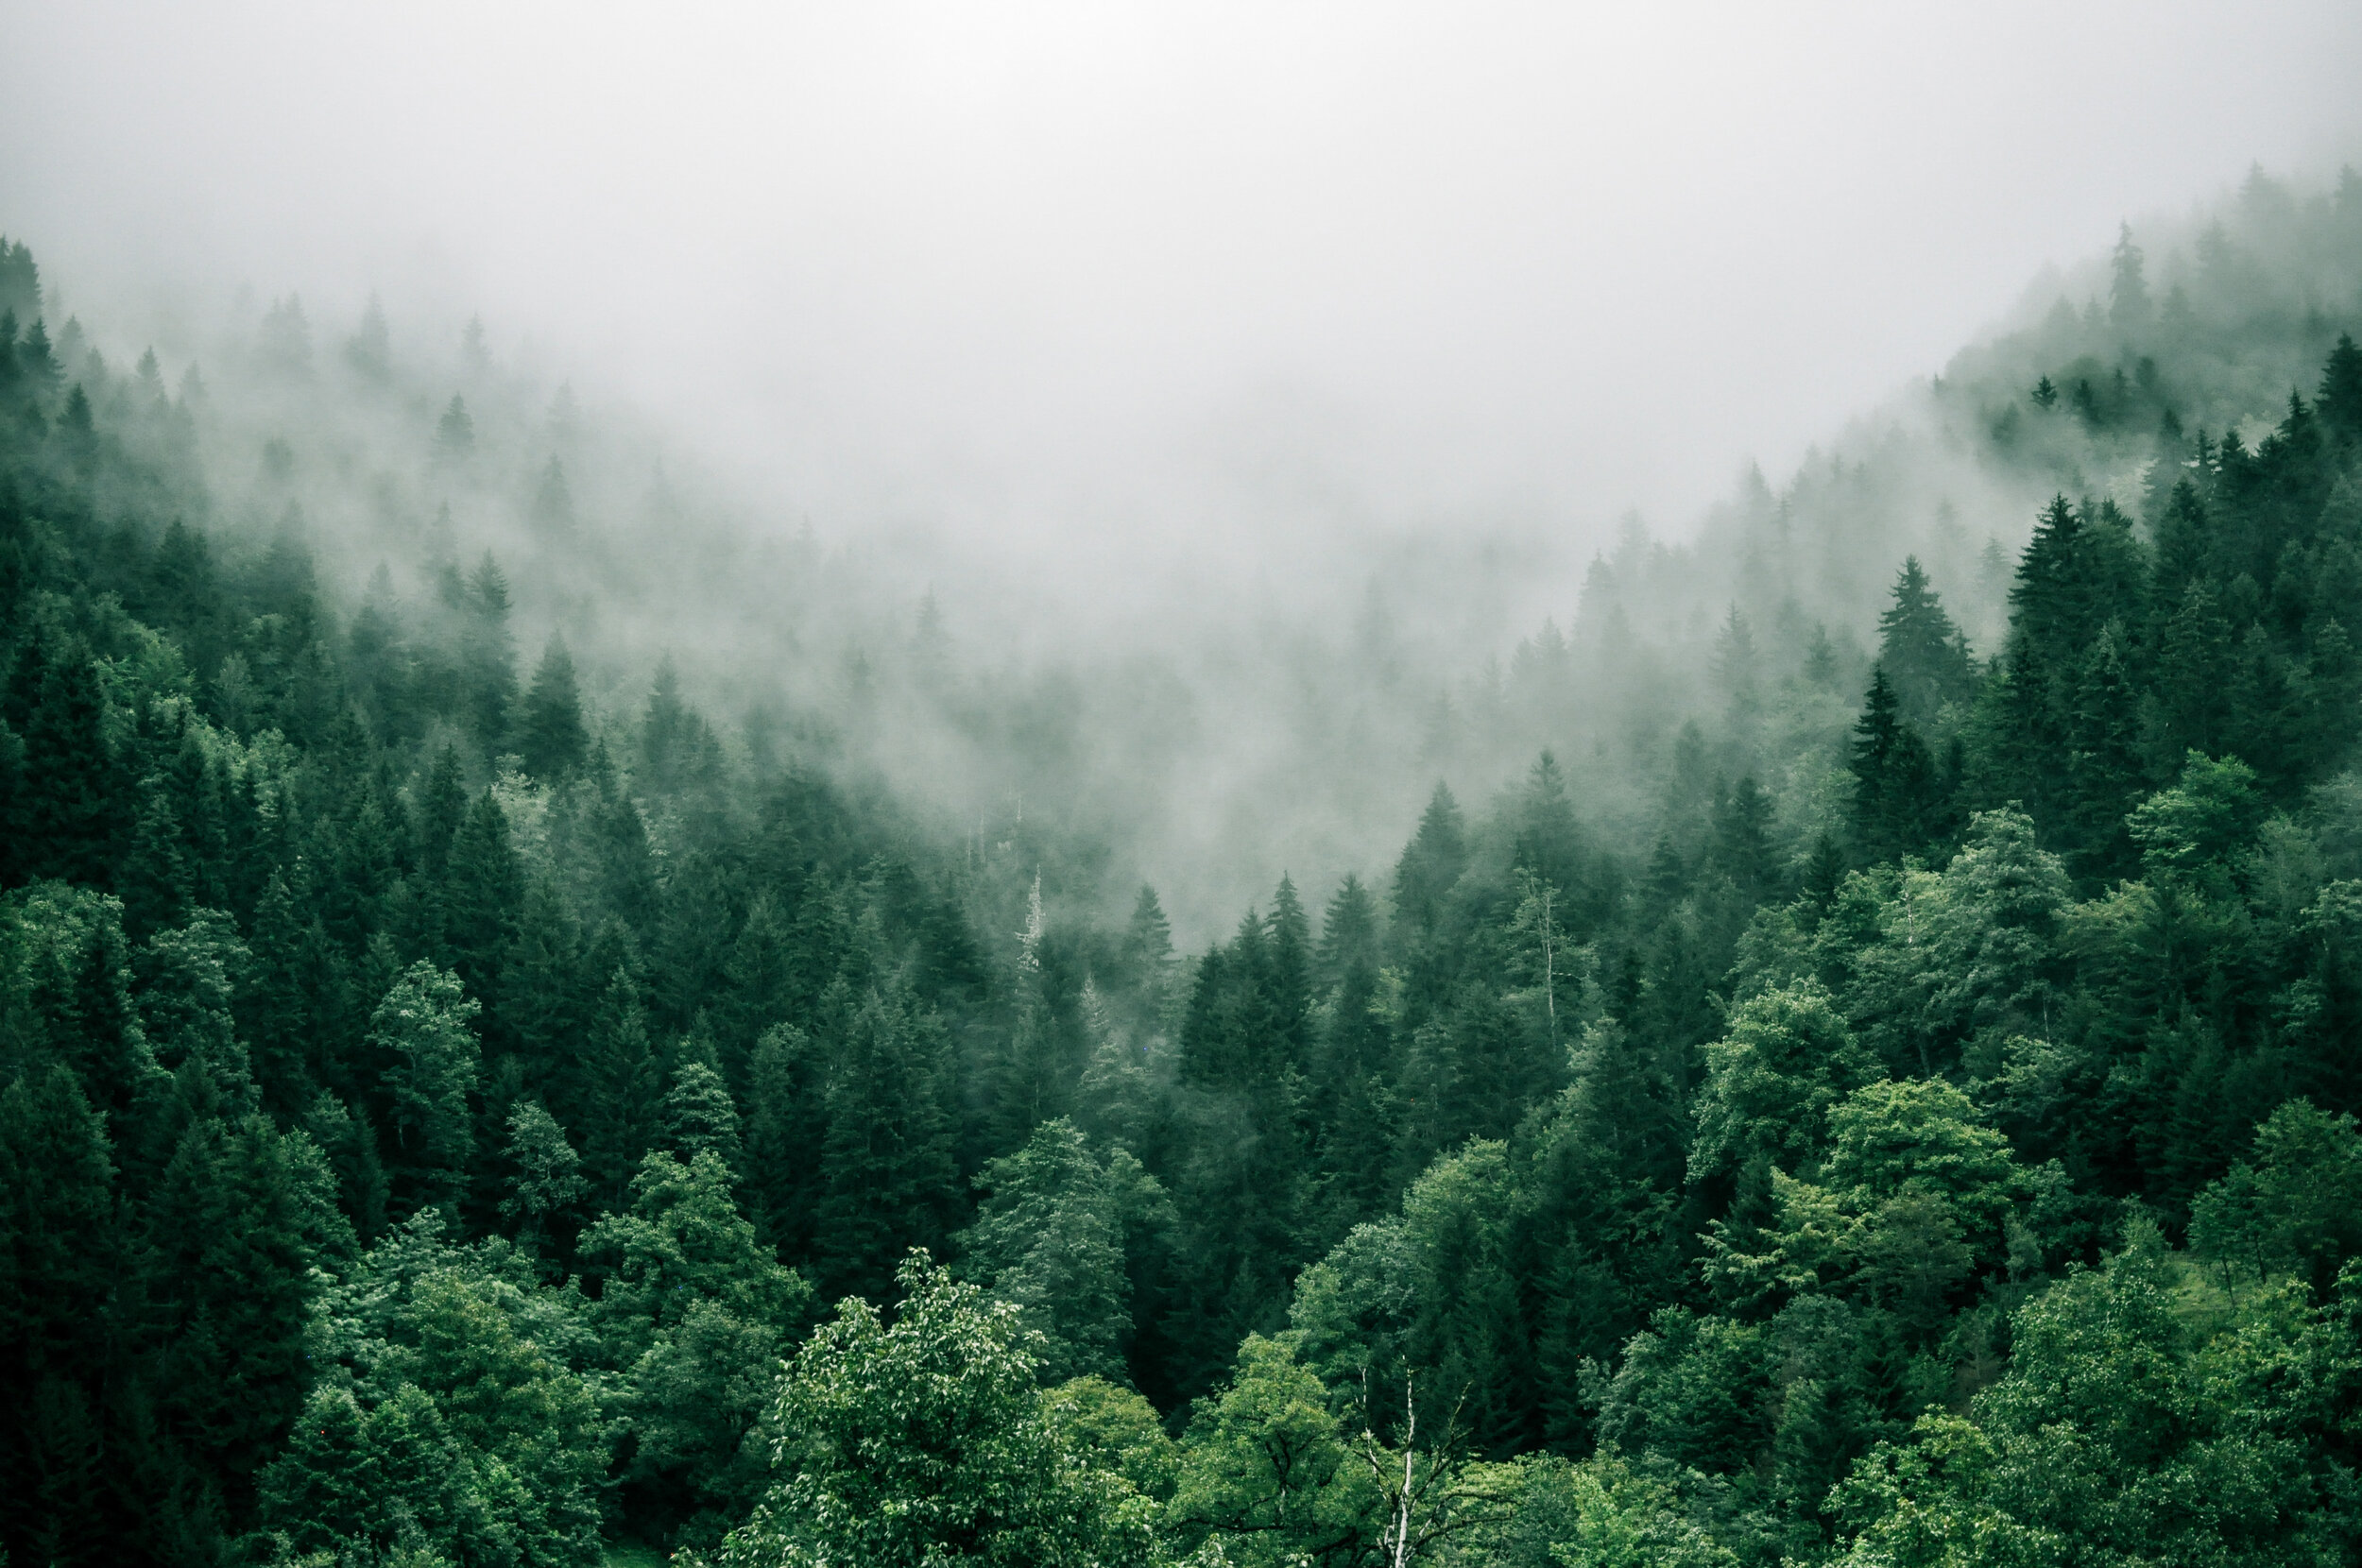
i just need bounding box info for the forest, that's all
[7,165,2362,1566]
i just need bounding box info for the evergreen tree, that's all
[459,552,517,759]
[433,394,474,460]
[517,633,588,780]
[744,1022,827,1258]
[530,455,574,537]
[2108,221,2151,330]
[1874,557,1976,730]
[345,293,390,380]
[1849,668,1940,864]
[661,1058,745,1171]
[12,636,124,886]
[815,983,961,1304]
[1394,782,1468,939]
[0,1066,128,1566]
[373,960,482,1216]
[2065,622,2145,878]
[2320,332,2362,442]
[438,790,522,1012]
[498,1099,585,1256]
[579,965,661,1206]
[954,1116,1167,1384]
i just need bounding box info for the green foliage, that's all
[375,959,484,1216]
[9,189,2362,1564]
[1172,1333,1378,1564]
[1832,1230,2360,1567]
[713,1252,1158,1568]
[955,1116,1170,1384]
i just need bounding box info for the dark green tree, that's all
[517,633,588,780]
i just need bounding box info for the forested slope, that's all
[6,166,2362,1565]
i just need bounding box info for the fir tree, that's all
[579,965,661,1207]
[517,634,588,780]
[815,983,960,1303]
[373,960,483,1216]
[1849,667,1939,864]
[433,394,474,460]
[2320,332,2362,442]
[660,1058,745,1171]
[1875,557,1976,730]
[1393,782,1467,939]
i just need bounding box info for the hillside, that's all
[5,163,2362,1564]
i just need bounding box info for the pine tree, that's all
[373,960,483,1217]
[2148,577,2236,764]
[517,635,588,780]
[141,1106,333,1511]
[499,1100,585,1256]
[578,965,661,1207]
[530,456,574,537]
[1801,830,1849,910]
[744,1022,826,1259]
[503,877,585,1086]
[0,1066,128,1566]
[2108,222,2151,330]
[1875,557,1977,730]
[433,394,474,461]
[1516,751,1587,903]
[460,553,517,759]
[2151,479,2212,598]
[1116,883,1176,1021]
[413,742,468,878]
[1710,774,1777,898]
[439,791,522,1012]
[1266,874,1313,1058]
[2319,333,2362,443]
[1849,667,1939,864]
[2011,497,2090,661]
[346,295,390,380]
[14,636,124,886]
[1393,782,1468,939]
[814,983,960,1303]
[2065,622,2146,879]
[242,871,310,1108]
[119,774,192,939]
[1316,874,1382,994]
[660,1059,744,1171]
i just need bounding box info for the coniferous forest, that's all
[9,167,2362,1566]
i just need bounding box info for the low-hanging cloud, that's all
[6,0,2360,599]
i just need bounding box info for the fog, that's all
[10,1,2361,589]
[6,1,2362,939]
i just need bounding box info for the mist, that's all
[9,2,2360,588]
[22,8,2362,1559]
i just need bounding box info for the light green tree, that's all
[374,959,483,1214]
[711,1251,1158,1568]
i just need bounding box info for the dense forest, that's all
[9,164,2362,1566]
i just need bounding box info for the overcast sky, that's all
[6,1,2362,574]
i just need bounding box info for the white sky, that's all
[5,1,2361,572]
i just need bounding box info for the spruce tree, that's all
[517,634,588,780]
[373,961,482,1217]
[814,983,959,1303]
[1849,667,1939,864]
[438,791,522,1014]
[0,1066,128,1566]
[433,394,474,460]
[660,1059,745,1171]
[530,456,574,537]
[2320,332,2362,442]
[1393,782,1467,939]
[460,553,517,759]
[1875,557,1977,730]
